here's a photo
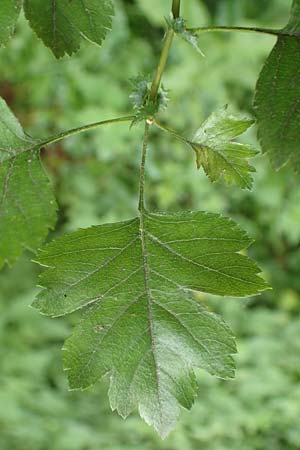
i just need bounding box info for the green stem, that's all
[153,119,189,146]
[149,28,174,102]
[139,1,179,211]
[39,115,135,149]
[138,122,151,212]
[188,25,284,37]
[172,0,181,19]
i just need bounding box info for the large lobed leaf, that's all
[189,107,257,189]
[23,0,114,58]
[254,0,300,170]
[0,0,114,57]
[0,98,57,268]
[34,210,268,436]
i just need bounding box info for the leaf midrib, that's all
[139,208,165,426]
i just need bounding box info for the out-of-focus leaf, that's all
[0,0,21,47]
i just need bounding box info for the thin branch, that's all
[153,119,190,146]
[149,28,175,102]
[188,25,294,38]
[39,116,135,148]
[4,115,135,158]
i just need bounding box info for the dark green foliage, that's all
[0,0,299,440]
[23,0,114,58]
[0,98,57,268]
[33,210,267,435]
[0,0,114,57]
[255,0,300,170]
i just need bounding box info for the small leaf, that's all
[169,17,204,56]
[0,97,57,268]
[34,210,268,436]
[129,75,169,125]
[0,0,22,47]
[23,0,114,58]
[190,107,257,189]
[254,0,300,170]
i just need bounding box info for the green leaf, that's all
[23,0,114,58]
[169,17,204,56]
[0,97,57,269]
[33,210,268,436]
[190,107,257,189]
[129,75,169,125]
[254,0,300,170]
[0,0,21,47]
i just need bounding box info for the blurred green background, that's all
[1,0,300,449]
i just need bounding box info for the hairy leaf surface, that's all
[254,0,300,170]
[0,98,56,268]
[0,0,21,47]
[34,210,268,436]
[23,0,114,58]
[190,107,256,189]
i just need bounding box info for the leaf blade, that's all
[23,0,114,58]
[0,97,57,268]
[191,107,257,189]
[254,0,300,170]
[0,0,21,47]
[34,210,268,436]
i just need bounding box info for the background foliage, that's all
[1,0,300,448]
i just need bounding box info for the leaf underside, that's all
[190,107,257,189]
[0,98,57,268]
[0,0,21,47]
[34,210,268,436]
[254,0,300,171]
[23,0,114,58]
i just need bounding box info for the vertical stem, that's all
[139,0,179,211]
[138,122,151,211]
[172,0,181,19]
[149,28,174,102]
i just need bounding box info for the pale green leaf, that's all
[254,0,300,170]
[0,0,21,47]
[23,0,114,58]
[0,97,57,268]
[33,210,268,436]
[190,107,257,189]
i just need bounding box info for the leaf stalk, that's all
[39,116,135,148]
[188,26,288,37]
[138,122,151,211]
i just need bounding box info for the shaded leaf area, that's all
[0,98,57,268]
[254,0,300,170]
[189,107,257,189]
[23,0,114,58]
[0,0,21,46]
[34,210,268,436]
